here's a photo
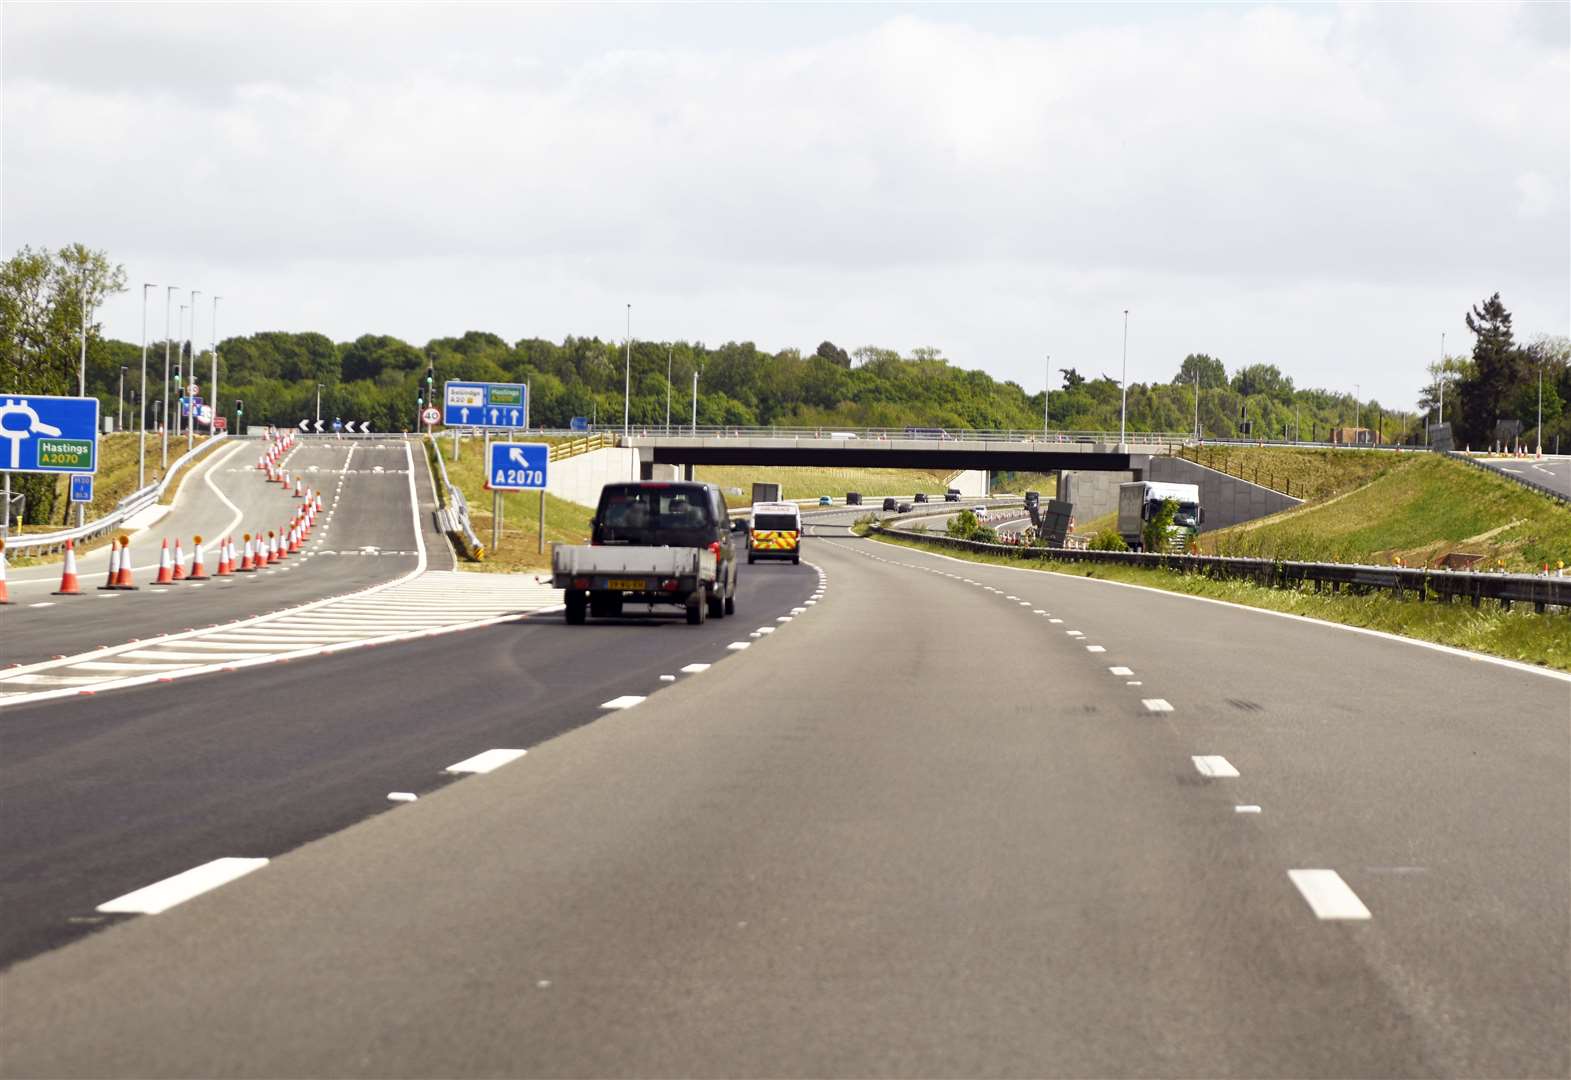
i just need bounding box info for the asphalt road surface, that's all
[1,527,1565,1077]
[1475,453,1571,496]
[3,437,447,667]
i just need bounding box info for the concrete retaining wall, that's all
[1060,456,1301,531]
[548,447,641,508]
[948,470,989,497]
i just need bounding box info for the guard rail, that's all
[426,435,485,560]
[873,523,1570,614]
[4,435,230,557]
[1447,450,1571,505]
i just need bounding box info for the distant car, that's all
[818,495,833,505]
[943,491,960,502]
[882,497,899,511]
[914,492,928,503]
[973,505,987,516]
[829,431,858,440]
[897,502,913,514]
[846,492,862,506]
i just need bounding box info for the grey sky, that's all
[4,2,1566,409]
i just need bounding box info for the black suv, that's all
[944,489,961,502]
[882,497,899,511]
[914,492,929,503]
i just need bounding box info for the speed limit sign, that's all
[422,407,440,425]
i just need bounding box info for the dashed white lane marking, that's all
[1006,595,1019,600]
[1288,869,1372,920]
[1192,755,1240,778]
[754,627,775,634]
[1109,666,1134,676]
[1066,630,1084,638]
[388,792,418,803]
[680,663,711,673]
[1235,805,1262,814]
[1048,618,1063,624]
[1086,645,1106,653]
[1032,609,1045,614]
[658,674,676,682]
[790,606,806,614]
[600,695,646,710]
[1142,698,1174,713]
[96,857,269,915]
[444,748,527,775]
[1018,602,1031,606]
[776,616,792,622]
[28,602,55,608]
[1127,680,1143,686]
[727,641,751,651]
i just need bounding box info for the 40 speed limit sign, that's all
[486,442,549,490]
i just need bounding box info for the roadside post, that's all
[486,441,549,556]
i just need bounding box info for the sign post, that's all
[486,441,549,555]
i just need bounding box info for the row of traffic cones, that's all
[256,430,296,473]
[50,533,245,596]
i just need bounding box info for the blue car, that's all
[818,495,833,505]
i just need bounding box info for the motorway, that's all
[2,499,1566,1077]
[1475,453,1571,495]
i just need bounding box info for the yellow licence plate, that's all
[606,578,647,590]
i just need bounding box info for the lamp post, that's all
[623,304,632,440]
[1119,310,1129,450]
[691,369,699,435]
[1355,384,1361,436]
[666,344,673,434]
[316,383,324,426]
[1043,354,1051,436]
[78,277,88,397]
[1537,362,1544,457]
[210,296,221,438]
[187,290,200,452]
[1195,368,1201,441]
[1438,331,1446,426]
[118,366,127,433]
[162,285,177,467]
[139,283,155,487]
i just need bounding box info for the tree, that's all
[1173,353,1226,389]
[1456,292,1522,445]
[814,341,851,368]
[1230,363,1294,401]
[1059,367,1086,390]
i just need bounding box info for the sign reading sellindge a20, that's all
[0,395,99,474]
[444,381,528,429]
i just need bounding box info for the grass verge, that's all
[1180,445,1403,501]
[694,465,957,507]
[429,439,591,572]
[872,530,1571,672]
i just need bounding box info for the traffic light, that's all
[235,398,244,415]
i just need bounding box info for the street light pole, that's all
[177,304,188,444]
[211,296,221,438]
[691,369,699,435]
[1438,331,1446,426]
[316,384,323,425]
[1355,384,1361,434]
[1119,310,1129,449]
[187,290,200,452]
[1537,362,1544,457]
[78,277,88,397]
[1043,354,1051,436]
[139,284,155,487]
[162,285,177,468]
[666,344,673,434]
[623,304,632,440]
[118,366,127,433]
[1195,368,1201,441]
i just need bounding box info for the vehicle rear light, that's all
[708,541,721,557]
[572,577,590,589]
[662,578,680,591]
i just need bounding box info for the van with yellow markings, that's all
[747,501,802,565]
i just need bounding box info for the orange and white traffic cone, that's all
[54,539,83,596]
[189,535,208,580]
[314,493,323,512]
[100,542,122,591]
[0,539,12,605]
[171,537,187,580]
[155,539,176,584]
[239,534,255,571]
[115,537,138,589]
[256,533,270,568]
[257,454,266,470]
[267,530,279,563]
[293,477,303,497]
[280,471,290,490]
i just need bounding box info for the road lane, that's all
[0,531,1564,1076]
[0,557,817,969]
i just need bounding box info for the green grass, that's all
[872,530,1571,672]
[988,471,1059,496]
[429,439,591,572]
[693,465,959,508]
[1200,454,1571,573]
[1179,445,1402,501]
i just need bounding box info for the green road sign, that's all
[36,438,94,470]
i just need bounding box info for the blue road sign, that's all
[70,473,94,503]
[487,442,549,491]
[444,381,529,429]
[0,394,99,475]
[569,416,589,432]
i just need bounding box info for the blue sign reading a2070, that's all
[0,394,100,475]
[444,381,528,429]
[487,442,549,491]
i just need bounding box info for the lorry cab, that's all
[1117,481,1204,552]
[748,501,802,565]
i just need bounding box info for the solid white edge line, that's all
[444,748,527,774]
[1288,868,1372,920]
[727,641,751,650]
[873,539,1571,683]
[600,695,646,709]
[96,857,269,915]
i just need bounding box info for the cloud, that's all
[4,2,1566,407]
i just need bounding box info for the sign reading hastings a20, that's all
[443,381,528,430]
[0,394,100,475]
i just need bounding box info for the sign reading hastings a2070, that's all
[0,394,100,475]
[443,381,528,429]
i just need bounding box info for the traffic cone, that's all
[268,530,280,563]
[280,471,290,490]
[222,536,236,574]
[314,493,323,512]
[257,455,266,470]
[239,534,255,571]
[0,540,12,604]
[293,477,303,497]
[171,537,187,580]
[256,533,270,568]
[54,539,82,596]
[214,537,230,576]
[100,542,122,590]
[115,537,138,589]
[155,539,175,584]
[188,535,208,580]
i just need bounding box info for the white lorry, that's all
[551,481,740,625]
[1117,481,1204,552]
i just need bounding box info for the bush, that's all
[946,509,980,539]
[1089,528,1130,552]
[1142,497,1179,553]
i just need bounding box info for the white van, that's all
[747,501,802,565]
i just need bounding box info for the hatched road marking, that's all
[1142,698,1174,712]
[1288,869,1372,920]
[1192,755,1240,778]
